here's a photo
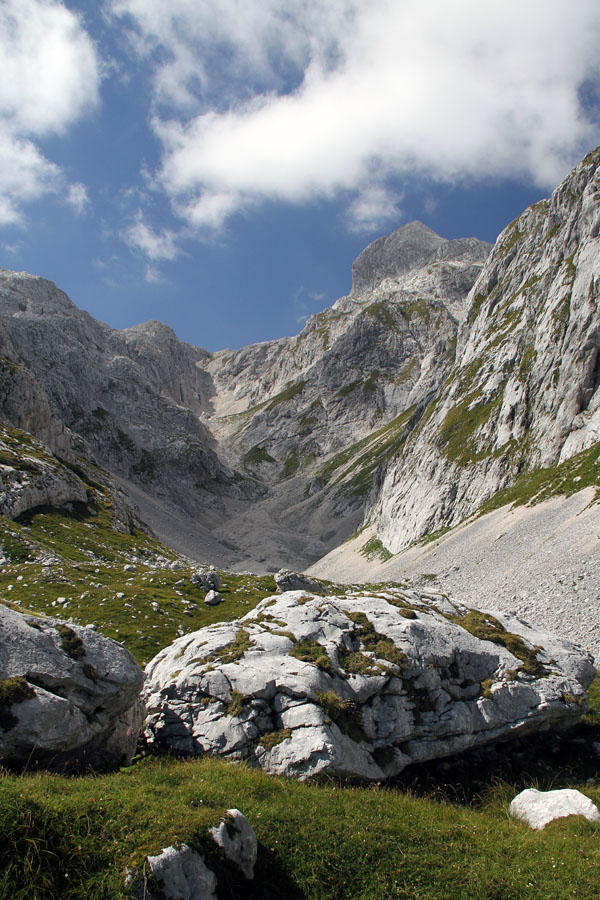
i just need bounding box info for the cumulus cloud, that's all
[124,215,179,261]
[0,0,100,223]
[110,0,600,235]
[345,186,404,234]
[0,132,60,225]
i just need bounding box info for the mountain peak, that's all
[349,221,491,297]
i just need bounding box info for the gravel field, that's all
[309,488,600,663]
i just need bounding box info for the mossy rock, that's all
[0,677,36,731]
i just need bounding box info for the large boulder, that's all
[143,589,595,781]
[274,570,326,594]
[0,603,145,771]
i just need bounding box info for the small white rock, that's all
[510,788,600,830]
[209,809,257,879]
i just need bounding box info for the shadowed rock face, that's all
[142,589,595,781]
[0,603,145,771]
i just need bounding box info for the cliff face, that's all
[0,272,252,525]
[368,148,600,552]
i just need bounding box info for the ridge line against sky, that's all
[0,0,599,350]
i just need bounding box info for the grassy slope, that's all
[0,425,280,665]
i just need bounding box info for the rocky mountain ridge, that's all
[0,148,599,582]
[0,222,492,570]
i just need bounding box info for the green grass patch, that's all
[243,445,276,466]
[314,404,418,499]
[208,629,252,666]
[282,449,299,478]
[477,440,600,516]
[0,425,278,666]
[289,639,335,676]
[438,392,502,465]
[265,380,306,412]
[2,683,600,900]
[259,728,293,750]
[348,611,406,670]
[360,537,392,562]
[226,690,248,717]
[449,609,547,677]
[316,691,367,743]
[364,300,398,330]
[55,624,86,660]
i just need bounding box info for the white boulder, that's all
[209,808,257,879]
[0,603,145,771]
[510,788,600,830]
[145,845,217,900]
[143,589,595,781]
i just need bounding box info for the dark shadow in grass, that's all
[390,717,600,807]
[0,797,117,900]
[191,837,307,900]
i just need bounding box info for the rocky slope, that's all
[0,223,491,570]
[1,147,599,588]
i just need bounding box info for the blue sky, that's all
[1,1,599,351]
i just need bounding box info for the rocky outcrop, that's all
[510,788,600,830]
[143,589,594,781]
[350,220,491,309]
[0,603,145,771]
[368,148,600,552]
[274,570,326,593]
[0,427,88,520]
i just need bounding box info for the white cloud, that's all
[0,132,60,225]
[124,216,179,261]
[112,0,600,234]
[0,0,100,224]
[66,182,90,215]
[345,185,404,235]
[144,264,165,284]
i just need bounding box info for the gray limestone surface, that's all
[308,489,600,661]
[0,603,145,770]
[143,589,594,782]
[0,216,492,571]
[368,149,600,554]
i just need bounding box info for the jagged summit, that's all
[350,220,492,296]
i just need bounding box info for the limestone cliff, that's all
[368,147,600,552]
